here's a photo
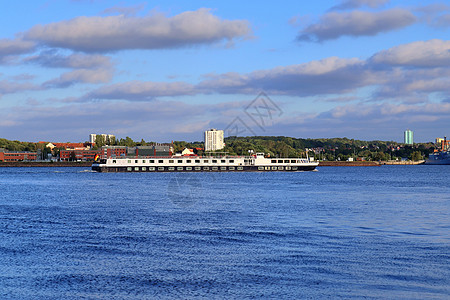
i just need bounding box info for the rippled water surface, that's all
[0,166,449,299]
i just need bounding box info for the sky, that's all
[0,0,449,143]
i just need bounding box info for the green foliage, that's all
[410,151,424,161]
[0,138,37,151]
[117,136,137,147]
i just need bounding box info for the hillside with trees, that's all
[0,136,437,161]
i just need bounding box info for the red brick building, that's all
[102,146,127,158]
[0,150,37,161]
[60,150,101,161]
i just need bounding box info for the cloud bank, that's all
[24,8,252,52]
[298,9,416,42]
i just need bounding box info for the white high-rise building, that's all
[204,129,225,151]
[89,133,115,144]
[89,134,97,144]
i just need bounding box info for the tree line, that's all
[0,136,437,161]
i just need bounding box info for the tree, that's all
[410,151,423,161]
[95,135,106,148]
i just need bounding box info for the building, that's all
[0,149,37,161]
[404,130,413,145]
[204,129,225,152]
[181,148,195,156]
[135,145,172,157]
[102,146,127,158]
[435,137,449,151]
[60,149,101,161]
[89,133,115,145]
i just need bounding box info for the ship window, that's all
[186,167,192,171]
[291,160,296,163]
[142,160,146,163]
[229,160,234,163]
[158,160,163,163]
[128,160,131,163]
[113,160,116,163]
[229,166,235,170]
[186,160,191,163]
[177,167,183,171]
[278,160,283,163]
[150,160,154,163]
[178,160,182,163]
[212,160,217,163]
[142,167,147,171]
[169,160,174,163]
[204,160,209,163]
[135,160,138,163]
[220,167,226,170]
[195,167,201,170]
[195,160,200,163]
[284,160,289,163]
[271,160,276,163]
[221,160,226,163]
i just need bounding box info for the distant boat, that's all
[426,137,450,165]
[426,151,450,165]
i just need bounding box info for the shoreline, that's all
[0,160,428,168]
[318,161,380,167]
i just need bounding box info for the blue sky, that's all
[0,0,449,143]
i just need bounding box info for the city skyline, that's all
[0,1,449,143]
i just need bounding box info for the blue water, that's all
[0,166,449,299]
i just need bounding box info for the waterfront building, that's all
[60,149,101,161]
[102,146,127,158]
[0,149,38,161]
[204,129,225,152]
[135,145,172,157]
[404,130,413,145]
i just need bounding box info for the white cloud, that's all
[371,39,450,67]
[0,80,41,97]
[331,0,390,11]
[24,8,252,52]
[197,57,371,96]
[298,9,416,42]
[25,51,112,69]
[0,38,36,57]
[83,80,196,101]
[43,68,114,88]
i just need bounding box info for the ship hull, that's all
[425,159,450,165]
[426,151,450,165]
[92,165,317,173]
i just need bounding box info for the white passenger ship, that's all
[92,153,318,172]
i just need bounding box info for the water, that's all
[0,166,449,299]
